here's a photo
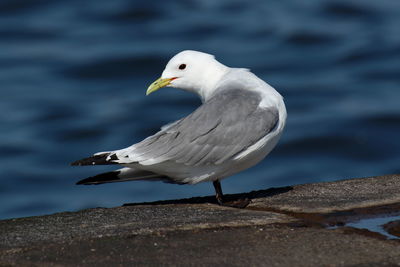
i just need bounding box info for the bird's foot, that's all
[218,198,251,209]
[213,180,250,208]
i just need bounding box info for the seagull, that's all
[72,50,287,208]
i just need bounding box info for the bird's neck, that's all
[198,63,229,102]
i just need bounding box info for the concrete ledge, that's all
[250,174,400,213]
[1,174,400,266]
[0,204,292,248]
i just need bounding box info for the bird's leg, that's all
[213,180,224,205]
[212,180,250,208]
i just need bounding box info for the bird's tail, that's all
[76,167,166,185]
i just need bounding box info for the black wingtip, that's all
[76,170,121,185]
[76,179,87,185]
[70,153,119,166]
[71,160,84,166]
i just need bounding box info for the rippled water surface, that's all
[1,0,399,219]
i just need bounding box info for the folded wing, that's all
[116,88,279,167]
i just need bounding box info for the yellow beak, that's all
[146,77,175,95]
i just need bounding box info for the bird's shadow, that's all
[123,186,293,207]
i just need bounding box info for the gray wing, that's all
[118,89,279,166]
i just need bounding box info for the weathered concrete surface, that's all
[384,220,400,238]
[0,204,291,248]
[2,225,400,267]
[1,174,400,266]
[250,174,400,213]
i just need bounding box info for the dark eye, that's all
[179,64,186,70]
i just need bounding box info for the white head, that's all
[146,50,229,101]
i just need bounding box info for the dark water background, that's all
[1,0,399,219]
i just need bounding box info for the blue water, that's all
[1,0,399,219]
[345,215,400,239]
